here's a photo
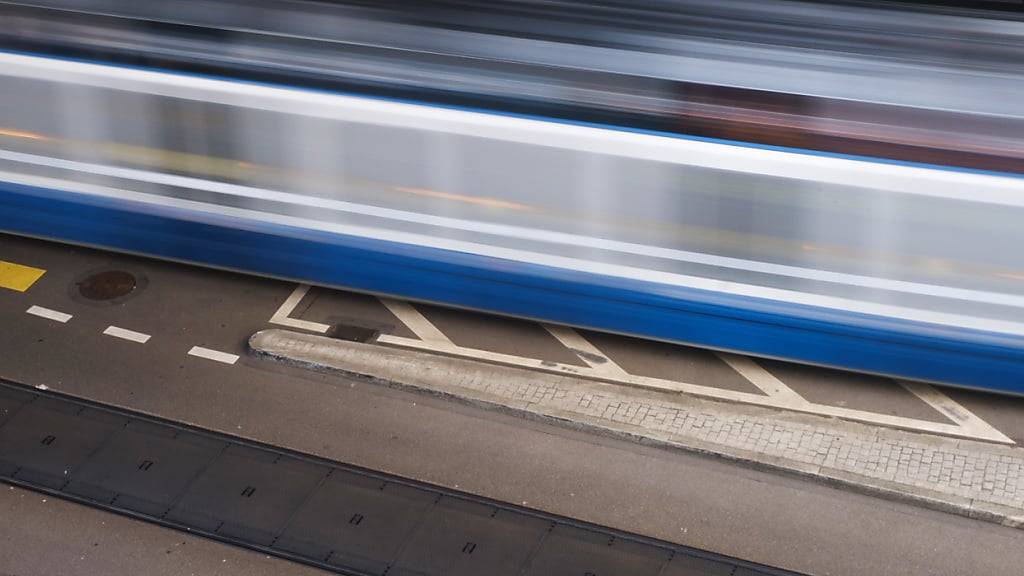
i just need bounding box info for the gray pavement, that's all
[0,484,327,576]
[5,233,1024,575]
[253,328,1024,526]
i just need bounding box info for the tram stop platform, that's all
[251,328,1024,529]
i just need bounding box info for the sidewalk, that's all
[250,329,1024,528]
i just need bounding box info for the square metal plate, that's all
[65,424,224,515]
[390,496,550,576]
[660,552,739,575]
[0,404,122,488]
[523,524,669,576]
[166,445,326,545]
[276,471,435,575]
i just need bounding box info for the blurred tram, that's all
[1,0,1024,392]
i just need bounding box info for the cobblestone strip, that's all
[250,329,1024,528]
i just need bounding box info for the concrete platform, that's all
[250,328,1024,528]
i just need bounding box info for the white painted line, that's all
[717,353,808,406]
[807,402,1013,444]
[25,305,71,323]
[269,284,331,333]
[187,346,239,365]
[900,380,1012,443]
[376,332,1013,443]
[379,333,785,399]
[103,325,151,344]
[543,324,630,378]
[379,299,453,345]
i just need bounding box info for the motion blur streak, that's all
[1,1,1023,392]
[3,0,1024,172]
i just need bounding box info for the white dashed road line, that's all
[188,346,239,365]
[25,305,71,323]
[103,325,151,344]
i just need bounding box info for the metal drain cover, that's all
[328,323,378,343]
[77,270,137,301]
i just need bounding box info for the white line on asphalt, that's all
[103,325,151,344]
[543,324,630,378]
[900,380,1012,443]
[379,332,784,399]
[380,299,453,345]
[377,332,1013,443]
[716,353,808,406]
[269,284,331,333]
[25,305,71,323]
[187,346,239,365]
[366,293,1009,444]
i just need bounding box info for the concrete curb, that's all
[249,328,1024,530]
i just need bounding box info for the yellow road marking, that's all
[0,260,45,292]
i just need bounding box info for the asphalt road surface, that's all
[2,233,1024,576]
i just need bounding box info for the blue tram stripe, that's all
[2,180,1022,393]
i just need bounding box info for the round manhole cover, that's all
[77,270,137,301]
